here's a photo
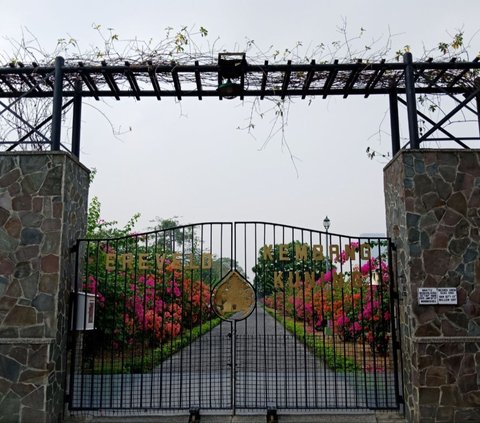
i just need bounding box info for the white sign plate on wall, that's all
[437,287,458,305]
[418,288,438,305]
[418,287,458,305]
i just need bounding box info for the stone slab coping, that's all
[383,147,480,172]
[412,336,480,343]
[0,150,90,173]
[0,337,56,345]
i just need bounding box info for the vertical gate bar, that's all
[325,231,337,407]
[231,222,234,270]
[160,230,166,409]
[120,239,127,408]
[274,225,280,408]
[389,90,401,155]
[254,223,259,408]
[88,241,98,407]
[208,224,213,409]
[179,227,185,409]
[243,223,248,408]
[379,240,389,408]
[68,240,81,410]
[232,320,236,416]
[120,239,126,408]
[359,235,368,408]
[111,241,120,408]
[219,224,223,408]
[403,52,420,149]
[351,236,357,407]
[93,240,103,408]
[369,241,379,408]
[51,56,64,151]
[207,226,212,409]
[340,259,348,407]
[380,238,389,407]
[290,227,299,409]
[230,223,233,409]
[319,235,328,408]
[151,233,159,408]
[168,231,175,408]
[198,224,204,408]
[78,240,87,408]
[348,235,359,408]
[262,224,268,409]
[310,231,318,408]
[389,238,402,408]
[341,235,348,407]
[301,229,308,407]
[136,235,146,408]
[127,239,133,407]
[188,226,193,409]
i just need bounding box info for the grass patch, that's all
[86,317,223,374]
[264,307,358,372]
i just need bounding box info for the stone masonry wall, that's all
[0,152,89,422]
[384,150,480,423]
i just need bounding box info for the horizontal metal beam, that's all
[0,87,471,99]
[0,60,479,102]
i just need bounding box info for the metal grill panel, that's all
[69,221,402,413]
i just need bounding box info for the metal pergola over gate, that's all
[1,53,480,157]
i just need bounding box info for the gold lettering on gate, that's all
[312,245,324,261]
[360,244,371,260]
[295,245,308,261]
[279,244,289,261]
[263,245,273,261]
[138,253,149,270]
[106,253,116,272]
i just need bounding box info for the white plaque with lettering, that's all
[438,288,457,305]
[418,288,438,305]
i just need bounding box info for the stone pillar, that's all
[384,150,480,423]
[0,152,89,422]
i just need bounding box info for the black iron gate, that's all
[69,222,402,414]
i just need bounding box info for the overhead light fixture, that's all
[217,52,246,99]
[217,79,242,99]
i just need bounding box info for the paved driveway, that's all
[70,305,396,412]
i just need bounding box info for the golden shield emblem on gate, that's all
[212,270,256,321]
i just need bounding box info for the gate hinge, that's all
[70,243,79,254]
[394,340,401,350]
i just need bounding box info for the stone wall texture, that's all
[0,152,89,422]
[384,149,480,423]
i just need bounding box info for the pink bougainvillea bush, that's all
[85,261,213,350]
[262,241,392,355]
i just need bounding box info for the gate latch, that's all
[189,408,200,422]
[267,408,278,423]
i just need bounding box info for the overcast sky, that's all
[1,1,479,236]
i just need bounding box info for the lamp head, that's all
[217,79,242,99]
[323,216,331,231]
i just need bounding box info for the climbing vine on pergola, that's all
[0,25,479,160]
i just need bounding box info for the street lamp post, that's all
[323,216,330,272]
